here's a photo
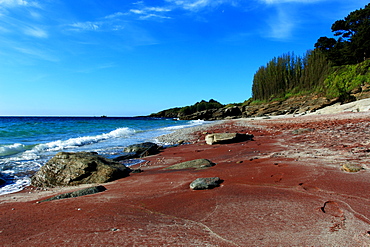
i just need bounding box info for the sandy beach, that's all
[1,110,370,246]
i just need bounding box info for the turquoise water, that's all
[0,117,206,195]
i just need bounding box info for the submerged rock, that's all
[38,185,107,203]
[190,177,222,190]
[31,152,131,187]
[165,159,215,170]
[205,133,254,145]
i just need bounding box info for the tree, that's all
[315,3,370,65]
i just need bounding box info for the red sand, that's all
[1,112,370,246]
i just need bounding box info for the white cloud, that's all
[68,22,101,31]
[14,46,59,62]
[165,0,237,11]
[139,13,172,20]
[146,7,172,12]
[130,9,145,14]
[260,0,323,4]
[0,0,39,7]
[265,7,294,39]
[105,12,126,19]
[129,5,172,20]
[23,26,47,38]
[0,0,28,6]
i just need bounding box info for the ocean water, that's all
[0,117,206,195]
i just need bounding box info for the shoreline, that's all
[1,111,370,246]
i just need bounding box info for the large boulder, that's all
[31,152,131,187]
[205,133,254,145]
[166,159,215,170]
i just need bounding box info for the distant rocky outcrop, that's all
[205,133,254,145]
[31,152,131,188]
[190,177,222,190]
[149,92,370,121]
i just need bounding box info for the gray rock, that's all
[190,177,222,190]
[31,152,130,187]
[38,185,107,203]
[123,142,160,158]
[166,159,215,170]
[205,133,254,145]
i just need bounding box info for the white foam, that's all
[26,127,134,155]
[0,177,30,195]
[0,143,27,157]
[160,120,206,131]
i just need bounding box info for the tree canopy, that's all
[315,3,370,65]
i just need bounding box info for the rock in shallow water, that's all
[31,152,131,188]
[190,177,222,190]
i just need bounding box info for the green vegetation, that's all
[252,50,331,101]
[315,3,370,65]
[251,3,370,103]
[324,60,370,100]
[179,99,223,115]
[150,99,223,118]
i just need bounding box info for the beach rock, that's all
[31,152,131,187]
[123,142,160,158]
[341,163,364,172]
[205,133,254,145]
[38,185,107,203]
[166,159,215,170]
[190,177,222,190]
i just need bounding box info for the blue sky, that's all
[0,0,368,116]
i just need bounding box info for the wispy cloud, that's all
[265,6,295,40]
[258,0,326,40]
[129,4,172,20]
[0,0,40,8]
[165,0,238,11]
[14,45,59,62]
[23,26,47,38]
[68,21,101,31]
[260,0,324,4]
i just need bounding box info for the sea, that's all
[0,116,207,196]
